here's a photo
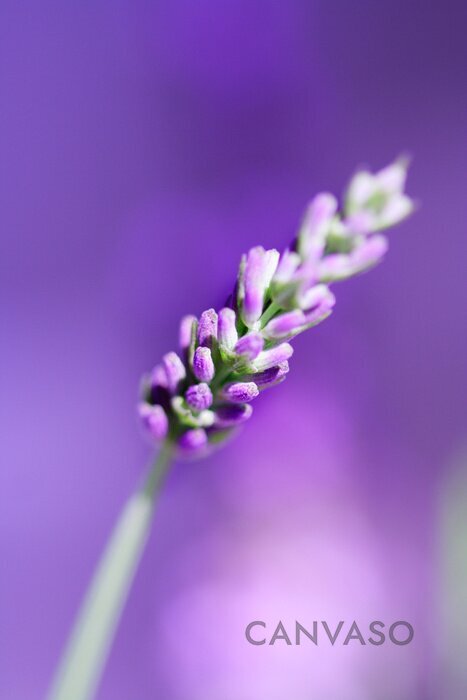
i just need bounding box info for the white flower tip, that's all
[377,155,411,194]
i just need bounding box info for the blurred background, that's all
[1,1,466,698]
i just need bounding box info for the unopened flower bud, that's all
[222,381,259,403]
[214,403,253,427]
[298,283,333,311]
[270,250,312,309]
[150,364,168,390]
[234,332,264,360]
[262,310,306,339]
[178,428,208,452]
[218,307,238,349]
[252,343,294,372]
[297,193,338,261]
[345,157,413,233]
[185,383,213,411]
[303,295,335,328]
[138,403,169,441]
[240,361,290,390]
[197,308,218,347]
[239,246,280,328]
[319,235,388,282]
[172,396,214,428]
[162,352,186,393]
[179,315,197,350]
[193,346,215,382]
[273,249,301,284]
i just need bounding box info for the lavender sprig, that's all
[139,157,414,458]
[49,158,414,700]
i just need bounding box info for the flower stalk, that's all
[48,157,415,700]
[47,443,173,700]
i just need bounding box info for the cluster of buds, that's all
[139,158,414,457]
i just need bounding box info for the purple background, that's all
[2,2,467,699]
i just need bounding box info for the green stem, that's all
[259,301,281,328]
[210,363,234,392]
[47,442,173,700]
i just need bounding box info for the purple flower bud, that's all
[172,396,214,428]
[138,403,168,441]
[260,363,289,389]
[319,235,388,282]
[270,285,335,332]
[251,361,289,384]
[178,428,208,452]
[214,403,253,427]
[193,346,215,382]
[252,343,294,372]
[377,195,413,230]
[377,158,409,194]
[297,193,338,261]
[303,293,336,328]
[273,249,301,284]
[262,310,306,339]
[240,361,290,390]
[345,171,375,210]
[162,352,186,392]
[179,315,197,350]
[271,250,319,310]
[218,307,238,349]
[150,364,168,390]
[222,381,259,403]
[234,332,264,360]
[197,308,218,347]
[345,158,413,232]
[345,211,374,235]
[299,283,333,311]
[240,246,280,327]
[351,234,388,267]
[318,254,349,280]
[185,382,213,411]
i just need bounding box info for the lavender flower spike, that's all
[193,346,215,382]
[239,246,280,328]
[54,160,415,700]
[139,157,414,458]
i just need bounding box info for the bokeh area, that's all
[1,2,466,699]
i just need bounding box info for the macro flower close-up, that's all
[43,159,415,700]
[2,3,467,700]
